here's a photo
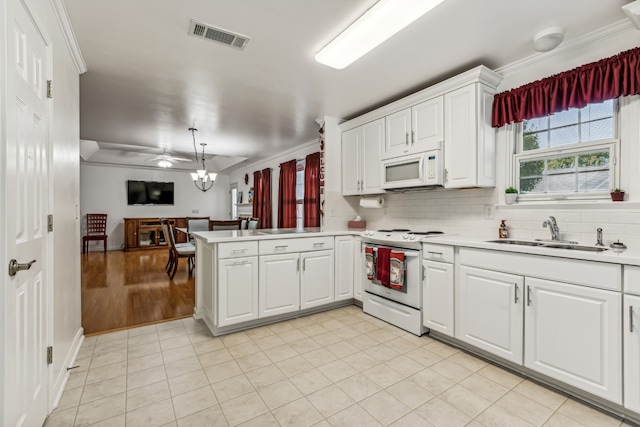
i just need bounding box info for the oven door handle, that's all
[370,247,420,257]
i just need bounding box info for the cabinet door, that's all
[456,266,523,364]
[259,254,300,317]
[412,96,443,151]
[423,260,454,337]
[334,236,354,301]
[341,127,361,196]
[218,257,259,326]
[354,237,364,302]
[444,84,477,188]
[383,108,411,159]
[301,250,335,310]
[625,295,640,412]
[361,118,384,194]
[525,277,621,403]
[125,219,138,249]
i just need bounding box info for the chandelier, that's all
[188,127,217,192]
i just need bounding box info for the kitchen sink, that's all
[487,239,608,252]
[487,240,544,246]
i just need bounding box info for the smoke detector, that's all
[188,19,250,50]
[622,1,640,29]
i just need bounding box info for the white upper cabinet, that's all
[383,97,444,160]
[341,118,384,196]
[444,83,496,188]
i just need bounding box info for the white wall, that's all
[227,139,321,229]
[80,163,230,250]
[327,21,640,248]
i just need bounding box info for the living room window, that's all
[513,99,619,200]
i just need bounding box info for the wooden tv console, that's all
[123,217,189,251]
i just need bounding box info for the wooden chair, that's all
[248,218,260,229]
[210,220,242,230]
[161,220,195,278]
[187,219,210,241]
[83,214,108,253]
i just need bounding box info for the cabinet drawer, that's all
[625,266,640,295]
[259,237,334,254]
[423,243,454,263]
[218,241,258,259]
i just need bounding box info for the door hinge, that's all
[47,214,53,232]
[47,80,53,99]
[47,346,53,365]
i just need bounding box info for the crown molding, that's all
[50,0,87,74]
[495,19,635,80]
[226,138,320,174]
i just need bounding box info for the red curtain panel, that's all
[278,159,297,228]
[252,170,262,219]
[261,168,272,229]
[303,152,321,228]
[492,47,640,128]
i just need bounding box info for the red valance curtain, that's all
[492,47,640,128]
[303,152,321,228]
[278,160,297,228]
[252,170,262,220]
[260,168,272,229]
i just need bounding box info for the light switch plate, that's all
[484,205,494,219]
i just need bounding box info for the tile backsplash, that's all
[326,189,640,249]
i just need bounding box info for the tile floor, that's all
[45,306,634,427]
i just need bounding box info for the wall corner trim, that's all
[49,0,88,74]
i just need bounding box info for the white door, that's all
[624,294,640,412]
[4,0,51,425]
[259,253,300,317]
[383,108,411,159]
[456,266,523,364]
[361,118,384,194]
[300,250,334,309]
[334,236,354,301]
[444,84,477,188]
[218,257,259,326]
[525,277,621,403]
[341,127,360,195]
[412,96,443,151]
[423,260,454,336]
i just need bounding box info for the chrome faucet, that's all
[542,216,560,241]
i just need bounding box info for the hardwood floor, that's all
[81,249,195,335]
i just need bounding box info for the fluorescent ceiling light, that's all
[315,0,446,69]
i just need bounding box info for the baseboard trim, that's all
[49,327,84,413]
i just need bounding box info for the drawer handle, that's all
[527,286,532,306]
[428,251,443,256]
[631,305,635,333]
[275,245,288,250]
[514,284,519,304]
[313,242,325,247]
[231,249,248,253]
[231,261,250,266]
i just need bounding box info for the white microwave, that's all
[381,149,444,190]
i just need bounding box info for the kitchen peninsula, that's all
[191,228,362,336]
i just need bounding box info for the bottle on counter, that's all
[499,220,509,239]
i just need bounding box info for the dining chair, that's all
[83,213,108,253]
[210,220,242,230]
[166,222,195,279]
[188,219,210,237]
[161,219,195,276]
[248,218,260,229]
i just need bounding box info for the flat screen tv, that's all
[127,180,174,205]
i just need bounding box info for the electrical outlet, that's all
[330,208,335,217]
[192,209,199,214]
[484,204,494,219]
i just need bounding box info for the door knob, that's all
[8,259,36,277]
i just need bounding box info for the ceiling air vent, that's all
[188,19,250,50]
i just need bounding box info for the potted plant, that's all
[611,188,625,202]
[505,187,518,204]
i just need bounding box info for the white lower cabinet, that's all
[423,260,454,336]
[456,266,524,364]
[625,294,640,412]
[334,236,354,301]
[353,237,364,302]
[217,256,259,326]
[259,253,300,317]
[524,277,621,403]
[301,250,335,309]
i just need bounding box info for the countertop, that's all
[191,228,362,244]
[423,234,640,266]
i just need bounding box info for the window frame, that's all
[511,101,620,202]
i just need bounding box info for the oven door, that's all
[363,245,422,309]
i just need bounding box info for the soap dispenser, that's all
[499,220,509,239]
